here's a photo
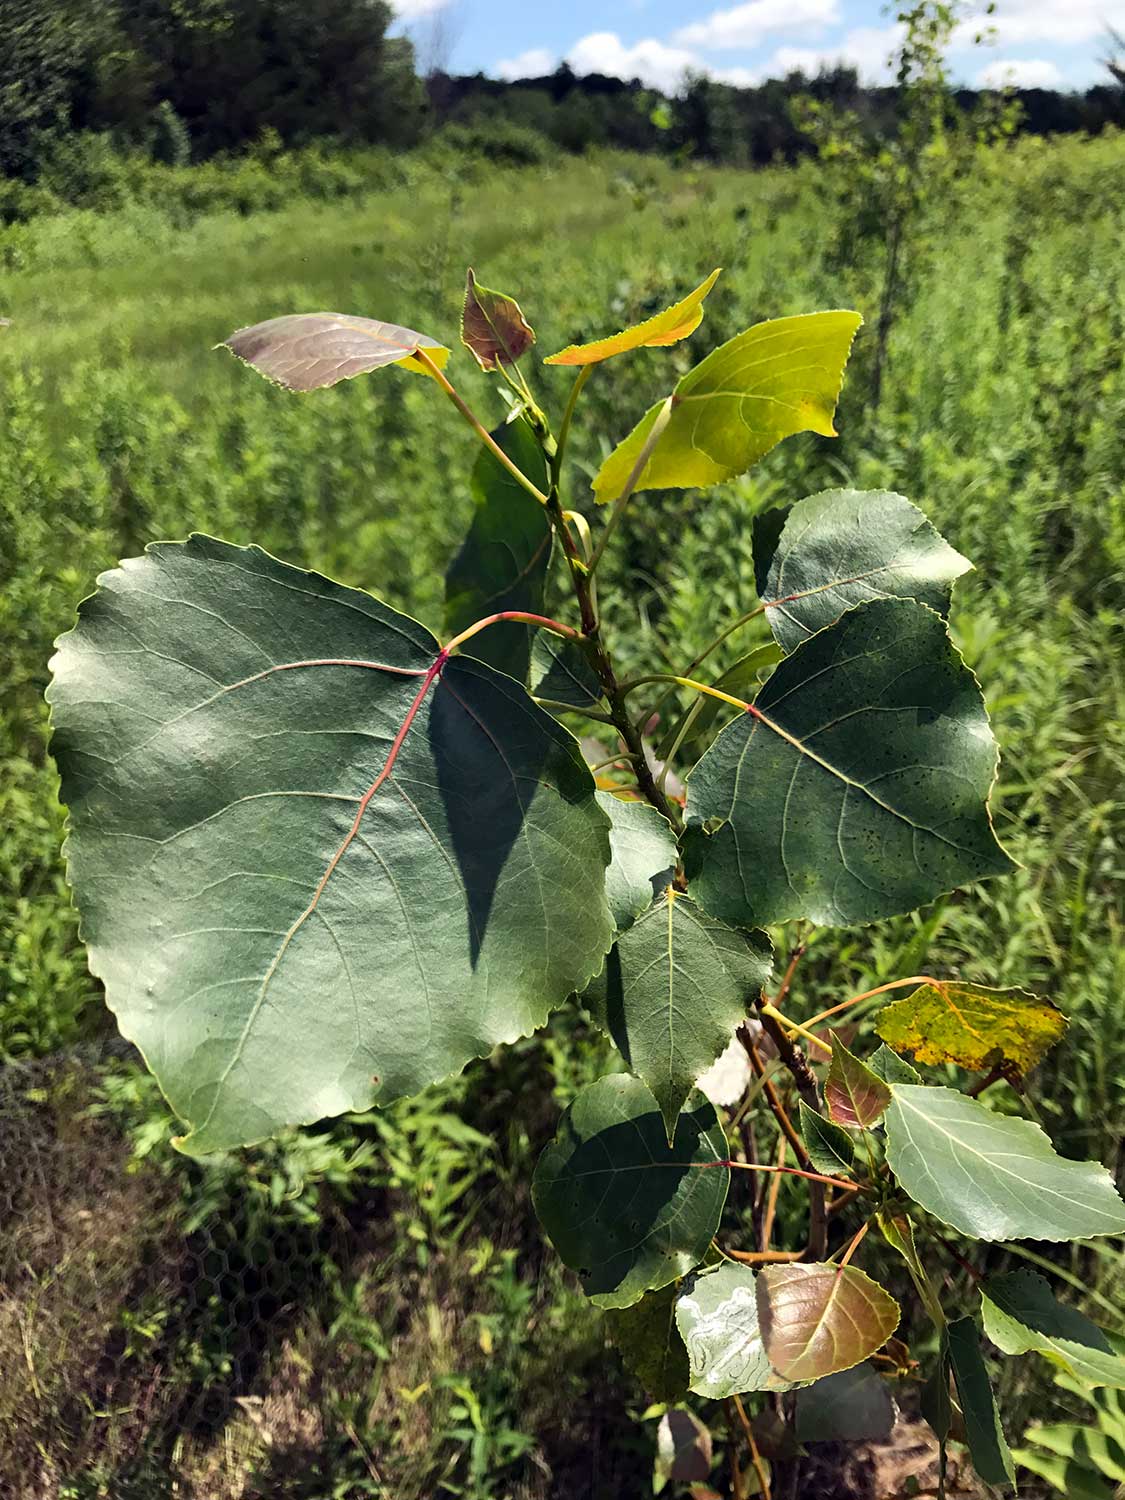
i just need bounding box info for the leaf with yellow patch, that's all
[544,268,721,366]
[222,312,450,390]
[591,310,862,501]
[876,981,1066,1076]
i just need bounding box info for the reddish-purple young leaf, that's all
[757,1263,901,1382]
[824,1033,893,1130]
[222,312,450,391]
[461,268,535,370]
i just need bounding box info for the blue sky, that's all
[391,0,1125,91]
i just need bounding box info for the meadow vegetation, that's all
[1,128,1123,1496]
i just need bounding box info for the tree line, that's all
[2,0,1123,181]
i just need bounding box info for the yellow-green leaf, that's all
[591,309,861,502]
[544,268,721,366]
[876,981,1067,1076]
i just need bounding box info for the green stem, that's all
[587,393,677,577]
[643,601,769,730]
[551,365,593,488]
[532,697,615,725]
[414,348,549,506]
[621,672,753,714]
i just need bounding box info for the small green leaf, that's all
[921,1337,953,1443]
[655,643,782,764]
[757,1263,901,1382]
[222,312,450,389]
[530,632,603,710]
[798,1100,855,1176]
[824,1035,892,1130]
[867,1044,922,1086]
[685,599,1015,929]
[595,793,679,933]
[461,268,535,371]
[755,488,971,654]
[592,310,861,501]
[884,1085,1125,1242]
[48,535,613,1154]
[981,1271,1125,1390]
[876,980,1067,1076]
[795,1363,895,1443]
[674,1264,793,1397]
[444,415,552,682]
[531,1074,729,1309]
[947,1316,1016,1489]
[605,1284,690,1401]
[545,268,721,366]
[584,893,772,1139]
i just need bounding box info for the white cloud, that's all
[976,57,1063,87]
[676,0,839,51]
[390,0,449,17]
[566,31,702,91]
[954,0,1125,49]
[761,24,902,83]
[495,48,556,80]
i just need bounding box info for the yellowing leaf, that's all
[591,309,862,501]
[461,268,535,371]
[223,312,451,391]
[544,268,721,366]
[876,981,1067,1076]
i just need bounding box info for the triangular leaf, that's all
[544,268,721,366]
[222,312,450,390]
[947,1316,1016,1489]
[795,1362,896,1443]
[443,415,552,682]
[605,1283,690,1401]
[531,1074,729,1309]
[799,1099,856,1176]
[981,1271,1125,1390]
[756,488,971,654]
[584,893,772,1139]
[876,980,1067,1076]
[48,536,613,1153]
[685,598,1015,928]
[675,1264,794,1397]
[757,1263,901,1382]
[595,792,679,933]
[824,1034,893,1129]
[531,631,603,710]
[591,310,861,501]
[461,268,535,371]
[655,1409,712,1487]
[884,1084,1125,1242]
[867,1043,922,1086]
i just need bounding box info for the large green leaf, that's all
[48,535,613,1154]
[531,1074,729,1309]
[981,1271,1125,1390]
[605,1283,690,1401]
[754,489,971,654]
[947,1316,1016,1489]
[876,980,1067,1076]
[685,598,1014,929]
[591,310,862,501]
[595,792,679,933]
[757,1263,900,1382]
[674,1264,794,1397]
[884,1084,1125,1242]
[443,416,552,682]
[584,892,772,1138]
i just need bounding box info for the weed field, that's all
[1,135,1124,1496]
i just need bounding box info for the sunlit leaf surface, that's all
[223,311,450,389]
[544,268,721,366]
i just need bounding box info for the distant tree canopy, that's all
[1,0,1122,180]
